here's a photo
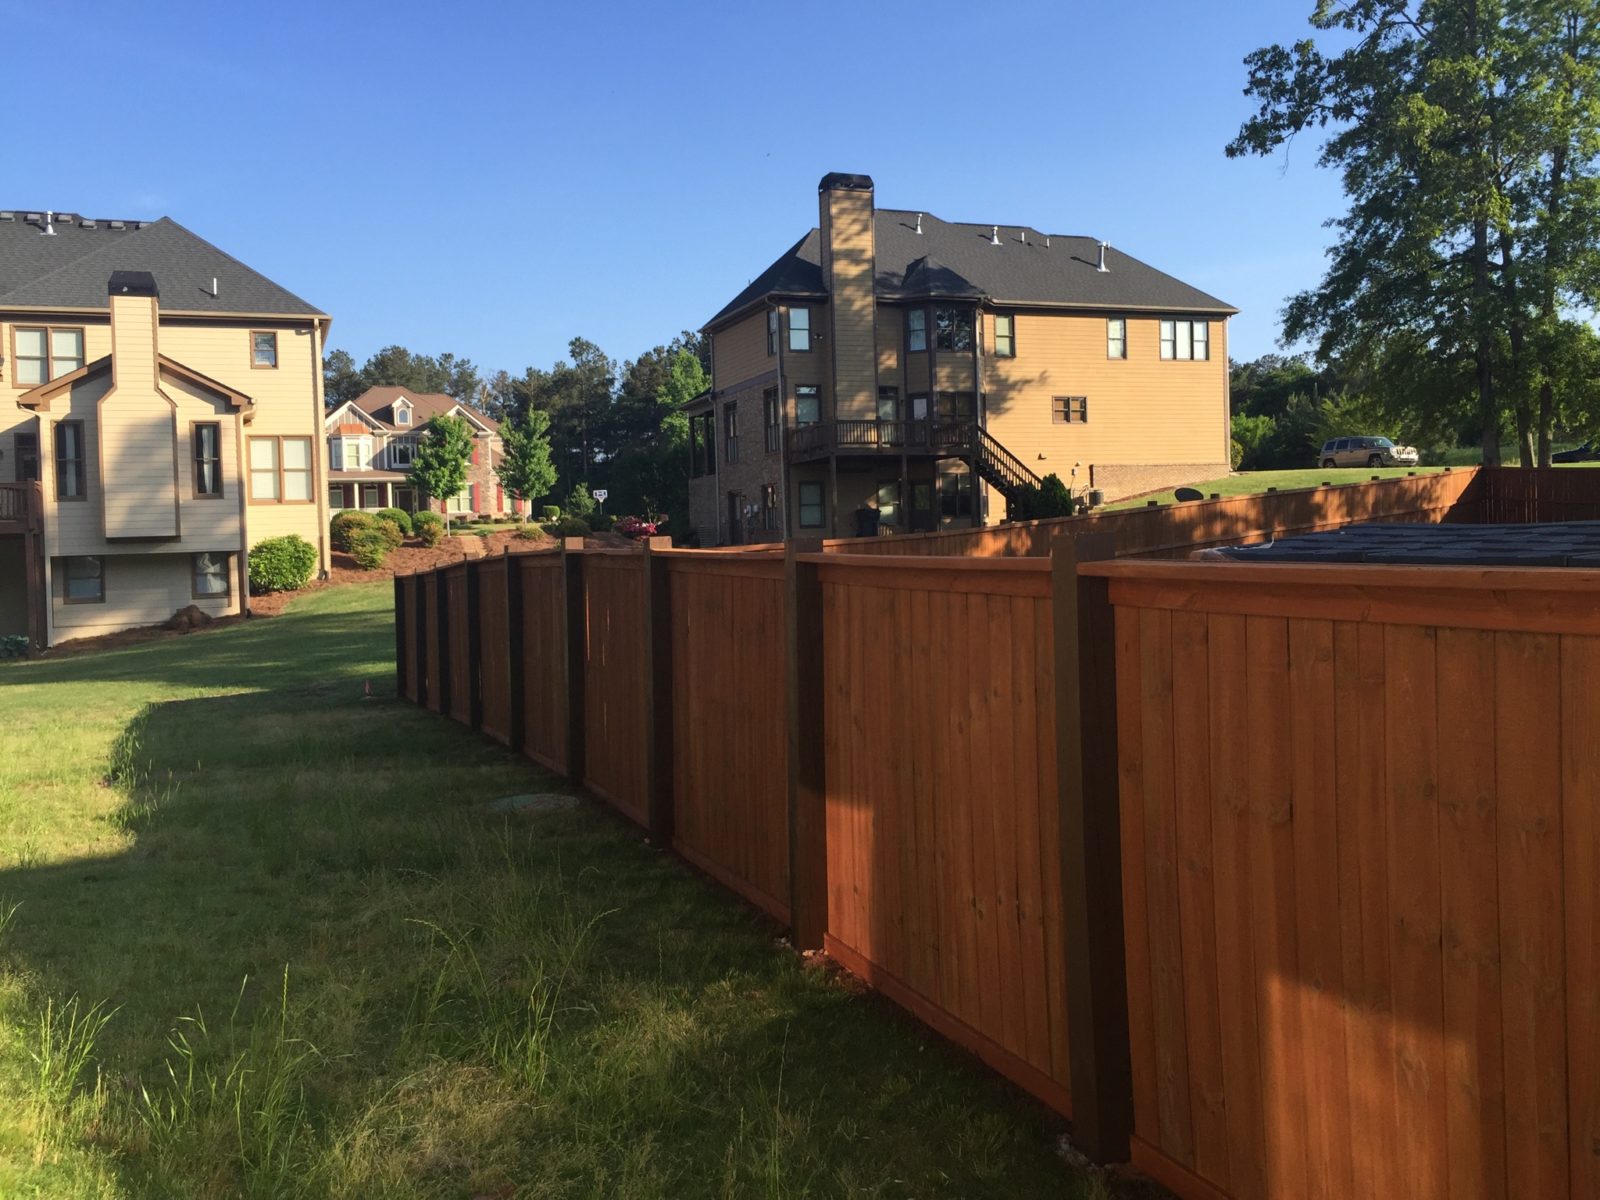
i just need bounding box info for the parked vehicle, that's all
[1317,436,1420,468]
[1553,441,1597,464]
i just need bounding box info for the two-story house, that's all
[324,386,517,518]
[0,210,330,648]
[687,173,1236,544]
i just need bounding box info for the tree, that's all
[407,413,473,531]
[323,348,364,408]
[1229,1,1600,465]
[496,407,557,510]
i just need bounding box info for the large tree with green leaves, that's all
[1230,0,1600,465]
[496,407,558,510]
[407,413,474,531]
[323,345,483,407]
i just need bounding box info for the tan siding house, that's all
[689,174,1235,544]
[0,211,329,648]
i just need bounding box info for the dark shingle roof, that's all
[348,386,500,433]
[706,209,1234,329]
[0,211,324,316]
[1205,522,1600,567]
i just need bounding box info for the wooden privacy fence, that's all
[1086,557,1600,1200]
[395,535,1133,1161]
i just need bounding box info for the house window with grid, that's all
[16,326,84,386]
[723,402,739,464]
[193,423,222,497]
[876,386,900,422]
[994,314,1016,358]
[689,411,715,477]
[55,420,86,500]
[938,468,973,518]
[1052,396,1088,424]
[251,331,278,368]
[192,552,229,599]
[797,481,825,528]
[1159,319,1209,361]
[935,307,973,352]
[62,555,104,603]
[1107,318,1127,359]
[907,308,927,352]
[388,439,415,467]
[794,385,820,426]
[788,307,811,352]
[248,436,313,502]
[767,309,779,356]
[763,388,780,453]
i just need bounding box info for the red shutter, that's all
[471,444,480,466]
[496,484,504,512]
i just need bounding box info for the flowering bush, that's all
[615,515,663,541]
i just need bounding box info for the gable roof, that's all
[706,209,1235,329]
[17,352,255,417]
[349,386,499,433]
[0,210,325,318]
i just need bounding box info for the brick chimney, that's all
[102,270,180,539]
[818,173,877,422]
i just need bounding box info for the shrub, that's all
[564,483,597,521]
[249,535,317,594]
[1006,473,1076,522]
[515,522,546,540]
[589,511,614,533]
[348,527,392,570]
[330,510,376,551]
[615,515,661,540]
[375,507,413,535]
[542,505,561,521]
[545,516,590,539]
[417,521,444,548]
[0,633,29,659]
[372,518,404,550]
[412,510,443,533]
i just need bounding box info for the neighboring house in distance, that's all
[325,386,518,518]
[687,172,1236,545]
[0,209,330,649]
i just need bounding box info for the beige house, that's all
[325,387,518,517]
[0,210,330,648]
[688,173,1235,544]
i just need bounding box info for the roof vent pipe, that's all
[915,212,922,234]
[990,225,1001,246]
[1045,235,1051,249]
[42,210,55,237]
[212,277,218,297]
[1097,241,1109,272]
[1020,229,1027,245]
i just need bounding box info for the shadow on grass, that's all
[0,661,1115,1196]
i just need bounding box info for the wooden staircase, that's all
[970,426,1041,508]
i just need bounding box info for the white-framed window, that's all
[798,481,824,528]
[907,309,927,352]
[362,483,381,508]
[794,385,820,426]
[192,552,229,598]
[16,326,84,386]
[394,404,412,426]
[788,306,811,352]
[388,439,414,467]
[1159,319,1209,361]
[447,488,471,514]
[994,314,1016,358]
[1107,318,1127,360]
[248,436,313,502]
[251,331,278,368]
[337,437,370,470]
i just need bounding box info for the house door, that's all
[909,480,936,532]
[726,491,745,546]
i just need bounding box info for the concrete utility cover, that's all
[486,792,580,815]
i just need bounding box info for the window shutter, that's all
[470,484,478,511]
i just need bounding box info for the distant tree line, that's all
[324,335,709,533]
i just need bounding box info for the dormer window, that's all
[394,404,412,426]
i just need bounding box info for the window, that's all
[877,480,902,525]
[15,326,84,386]
[994,314,1016,358]
[15,432,39,482]
[798,481,825,528]
[689,411,716,477]
[362,483,381,508]
[54,421,86,500]
[1159,319,1209,361]
[388,439,414,467]
[62,555,103,603]
[907,308,927,353]
[447,488,471,514]
[1052,395,1088,424]
[329,484,347,508]
[763,388,780,453]
[939,467,974,519]
[723,402,739,464]
[910,393,929,421]
[394,405,411,426]
[767,309,780,356]
[876,386,900,422]
[936,391,976,421]
[248,436,313,502]
[1107,318,1127,360]
[788,307,811,352]
[192,423,222,497]
[761,483,779,531]
[251,331,278,368]
[795,385,820,426]
[192,552,229,599]
[935,307,974,352]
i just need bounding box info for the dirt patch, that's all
[35,614,254,659]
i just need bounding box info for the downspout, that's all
[310,319,331,576]
[775,301,787,539]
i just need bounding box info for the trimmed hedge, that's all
[372,518,404,551]
[544,516,590,539]
[375,507,413,535]
[542,505,560,521]
[348,527,393,570]
[330,510,376,551]
[249,535,317,594]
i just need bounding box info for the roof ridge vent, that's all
[990,225,1000,246]
[1097,241,1110,272]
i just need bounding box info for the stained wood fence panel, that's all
[1093,557,1600,1200]
[477,558,510,743]
[519,554,567,773]
[425,573,444,715]
[667,556,790,920]
[445,565,471,726]
[816,557,1073,1116]
[400,575,422,704]
[582,554,649,825]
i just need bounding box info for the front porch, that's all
[328,472,414,513]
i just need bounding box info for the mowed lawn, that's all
[0,584,1105,1199]
[1100,465,1449,509]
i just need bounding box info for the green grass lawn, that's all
[1100,465,1450,510]
[0,585,1106,1199]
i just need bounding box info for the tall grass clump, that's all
[29,995,117,1157]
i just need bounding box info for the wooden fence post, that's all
[434,569,451,716]
[393,573,407,699]
[414,573,429,708]
[785,538,827,949]
[562,537,587,786]
[1051,531,1132,1164]
[642,536,675,845]
[505,549,526,754]
[466,560,483,731]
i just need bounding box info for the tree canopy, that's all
[407,412,473,529]
[496,408,558,508]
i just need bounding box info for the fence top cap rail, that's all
[800,552,1051,573]
[652,546,785,559]
[1081,556,1600,593]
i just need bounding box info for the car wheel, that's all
[1322,458,1336,468]
[1368,454,1382,467]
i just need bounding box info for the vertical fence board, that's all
[520,556,567,773]
[582,556,649,824]
[447,566,471,726]
[477,558,510,743]
[1117,607,1159,1143]
[1561,635,1600,1200]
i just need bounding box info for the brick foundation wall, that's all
[1090,462,1232,503]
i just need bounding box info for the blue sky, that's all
[10,0,1341,375]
